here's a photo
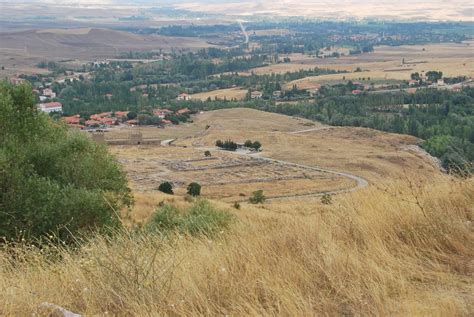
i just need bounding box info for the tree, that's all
[252,141,262,151]
[426,71,443,82]
[0,82,131,242]
[411,72,420,80]
[249,190,266,204]
[204,150,211,157]
[216,139,238,151]
[127,111,137,120]
[158,182,174,194]
[187,182,201,196]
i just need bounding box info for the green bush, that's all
[215,139,238,151]
[321,194,332,205]
[422,135,472,175]
[249,190,266,204]
[0,82,131,242]
[146,200,233,236]
[244,140,262,151]
[158,182,174,194]
[187,182,201,196]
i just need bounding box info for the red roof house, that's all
[176,108,191,115]
[63,115,81,125]
[115,111,129,118]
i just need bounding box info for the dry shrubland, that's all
[1,176,473,316]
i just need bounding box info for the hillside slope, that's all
[0,28,211,63]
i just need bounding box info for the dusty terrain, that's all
[2,109,472,316]
[106,108,444,221]
[0,28,212,76]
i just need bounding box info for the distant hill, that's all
[0,28,212,61]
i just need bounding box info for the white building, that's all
[251,91,263,99]
[38,102,62,114]
[42,88,56,98]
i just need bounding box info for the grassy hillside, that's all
[1,177,472,315]
[1,97,472,316]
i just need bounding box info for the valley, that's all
[1,2,473,315]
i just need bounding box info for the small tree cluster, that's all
[244,140,262,151]
[215,139,238,151]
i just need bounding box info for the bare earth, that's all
[0,28,212,76]
[106,108,444,221]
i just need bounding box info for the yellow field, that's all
[36,28,93,35]
[235,42,474,88]
[189,87,248,101]
[2,176,472,315]
[173,109,442,181]
[111,145,354,205]
[2,108,473,315]
[104,108,446,222]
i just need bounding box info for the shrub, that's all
[252,141,262,151]
[249,190,266,204]
[321,194,332,205]
[204,150,211,157]
[187,182,201,196]
[147,200,233,236]
[158,182,174,195]
[0,82,131,242]
[244,140,262,151]
[127,111,137,120]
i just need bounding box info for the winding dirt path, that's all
[206,148,368,201]
[163,126,369,201]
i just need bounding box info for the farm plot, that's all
[112,145,353,202]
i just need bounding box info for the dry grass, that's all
[1,110,472,315]
[0,28,212,75]
[189,87,248,101]
[111,144,352,203]
[1,176,472,315]
[237,42,474,88]
[106,108,446,219]
[169,109,442,183]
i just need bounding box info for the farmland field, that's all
[189,87,247,101]
[234,42,474,88]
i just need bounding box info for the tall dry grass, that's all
[1,176,473,316]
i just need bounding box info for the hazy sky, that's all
[2,0,472,21]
